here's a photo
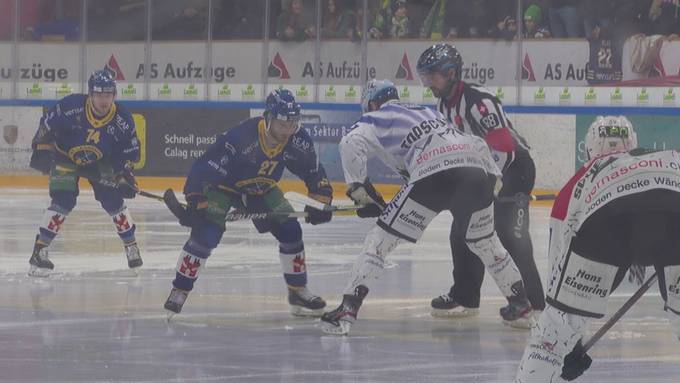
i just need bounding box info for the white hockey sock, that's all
[515,305,587,383]
[466,233,522,297]
[342,226,400,295]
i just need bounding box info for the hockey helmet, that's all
[585,115,638,160]
[361,79,399,113]
[88,69,117,94]
[416,43,463,85]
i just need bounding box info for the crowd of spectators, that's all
[1,0,679,42]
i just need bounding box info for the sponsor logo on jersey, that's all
[400,118,448,149]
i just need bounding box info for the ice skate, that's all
[124,242,143,271]
[500,281,534,329]
[288,287,326,317]
[28,238,54,277]
[430,293,480,318]
[321,285,369,336]
[164,288,189,320]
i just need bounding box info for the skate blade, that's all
[503,316,535,330]
[28,266,52,278]
[290,305,325,318]
[431,307,480,318]
[321,321,351,336]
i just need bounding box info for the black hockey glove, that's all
[116,164,138,199]
[561,340,592,381]
[180,192,209,227]
[29,147,54,175]
[346,179,387,218]
[305,185,333,225]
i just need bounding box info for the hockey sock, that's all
[110,206,136,245]
[37,205,70,246]
[173,238,210,291]
[466,233,522,297]
[279,241,307,288]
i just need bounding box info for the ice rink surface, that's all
[1,188,679,382]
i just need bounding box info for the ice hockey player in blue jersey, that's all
[163,89,334,318]
[28,69,142,277]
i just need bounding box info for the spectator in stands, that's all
[581,0,615,39]
[649,0,680,36]
[277,0,316,41]
[489,1,519,41]
[547,0,583,38]
[321,0,356,39]
[152,0,208,40]
[31,0,81,41]
[523,3,551,39]
[213,0,264,39]
[87,0,146,41]
[389,0,412,38]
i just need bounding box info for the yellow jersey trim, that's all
[257,120,286,159]
[85,97,116,128]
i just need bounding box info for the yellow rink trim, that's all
[0,174,556,204]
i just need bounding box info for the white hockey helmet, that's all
[585,115,638,160]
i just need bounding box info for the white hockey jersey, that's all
[339,101,501,185]
[548,149,680,292]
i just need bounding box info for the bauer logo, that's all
[395,53,414,81]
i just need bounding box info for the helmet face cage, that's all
[264,89,301,132]
[416,43,463,87]
[585,115,638,160]
[361,79,399,113]
[88,69,117,94]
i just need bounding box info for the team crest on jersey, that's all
[68,145,103,166]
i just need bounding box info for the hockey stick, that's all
[582,271,658,353]
[73,168,167,202]
[162,188,309,223]
[496,192,557,204]
[283,191,362,212]
[561,271,659,380]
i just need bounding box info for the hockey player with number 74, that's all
[320,79,535,335]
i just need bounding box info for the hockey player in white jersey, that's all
[320,79,534,335]
[516,116,680,382]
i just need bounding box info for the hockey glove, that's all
[29,147,54,175]
[305,189,333,225]
[561,340,592,381]
[180,193,209,227]
[346,179,387,218]
[116,164,138,199]
[628,264,646,286]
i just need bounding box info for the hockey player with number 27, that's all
[27,69,142,277]
[516,116,680,382]
[164,89,333,318]
[320,79,534,335]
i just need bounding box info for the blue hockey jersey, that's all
[184,117,329,196]
[35,94,139,172]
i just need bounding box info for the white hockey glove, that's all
[346,179,387,218]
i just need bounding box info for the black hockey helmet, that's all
[416,43,463,81]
